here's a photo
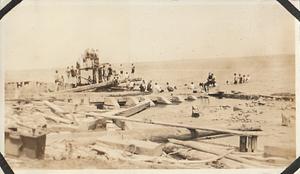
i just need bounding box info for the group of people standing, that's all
[54,66,80,91]
[231,73,250,85]
[127,80,176,94]
[54,63,136,91]
[132,72,217,94]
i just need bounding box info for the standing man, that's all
[131,64,135,78]
[233,73,238,84]
[108,64,113,81]
[246,74,251,82]
[147,80,153,92]
[60,75,65,90]
[239,74,243,84]
[103,65,107,82]
[119,64,124,78]
[54,70,60,91]
[70,66,76,88]
[66,66,70,79]
[76,61,81,85]
[98,66,103,83]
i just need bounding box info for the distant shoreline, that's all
[4,54,294,72]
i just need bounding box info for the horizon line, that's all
[4,54,295,72]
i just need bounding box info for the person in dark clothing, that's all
[239,74,243,84]
[131,64,135,74]
[207,72,213,82]
[76,61,80,70]
[242,75,246,83]
[139,80,146,92]
[102,66,107,82]
[147,80,153,92]
[70,66,76,77]
[234,73,238,84]
[98,67,103,83]
[108,65,113,80]
[120,64,123,75]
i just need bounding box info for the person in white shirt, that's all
[128,81,135,90]
[153,83,164,93]
[125,72,130,80]
[246,74,251,82]
[189,82,195,90]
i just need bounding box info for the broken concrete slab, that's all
[78,118,99,131]
[21,133,46,159]
[155,96,172,105]
[170,96,184,103]
[125,96,140,106]
[185,95,197,101]
[104,97,120,109]
[5,131,23,157]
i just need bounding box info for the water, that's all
[5,55,295,94]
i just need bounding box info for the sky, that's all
[0,0,296,70]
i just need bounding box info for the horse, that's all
[199,80,216,92]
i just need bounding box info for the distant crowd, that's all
[54,55,251,93]
[54,49,136,91]
[226,73,251,85]
[129,72,218,94]
[54,63,135,91]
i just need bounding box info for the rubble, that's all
[4,57,295,169]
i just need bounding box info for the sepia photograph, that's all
[0,0,297,171]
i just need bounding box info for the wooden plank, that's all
[57,80,117,93]
[169,139,271,168]
[164,143,235,164]
[101,101,150,130]
[87,112,262,136]
[114,100,151,117]
[97,135,163,156]
[43,100,66,114]
[44,114,74,124]
[98,100,151,117]
[168,139,228,155]
[250,136,258,152]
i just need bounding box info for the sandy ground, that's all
[4,55,296,169]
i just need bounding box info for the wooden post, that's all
[247,136,252,152]
[249,136,257,152]
[239,136,247,152]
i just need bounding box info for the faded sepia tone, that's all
[1,0,296,170]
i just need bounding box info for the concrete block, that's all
[104,97,120,109]
[125,96,140,106]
